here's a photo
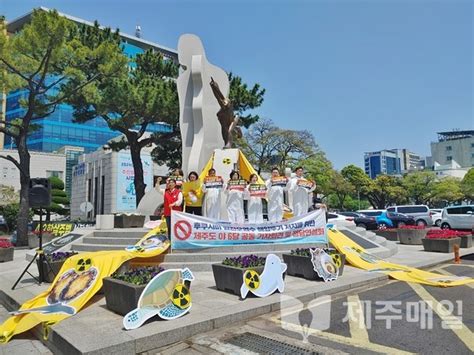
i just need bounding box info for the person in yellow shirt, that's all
[182,171,203,215]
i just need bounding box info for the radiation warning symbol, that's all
[75,258,92,273]
[331,253,342,268]
[223,158,231,165]
[244,270,260,290]
[172,284,191,309]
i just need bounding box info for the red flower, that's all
[399,225,425,230]
[0,239,13,248]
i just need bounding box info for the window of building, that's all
[46,170,64,179]
[471,143,474,148]
[446,146,452,151]
[446,156,452,161]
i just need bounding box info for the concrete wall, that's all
[0,149,66,191]
[431,137,474,168]
[70,148,166,220]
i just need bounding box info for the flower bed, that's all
[422,236,461,253]
[283,248,345,280]
[374,229,398,241]
[37,251,78,283]
[397,226,427,245]
[104,266,164,315]
[426,230,472,248]
[213,255,266,296]
[0,239,14,263]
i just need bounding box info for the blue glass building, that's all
[3,8,178,154]
[364,150,402,179]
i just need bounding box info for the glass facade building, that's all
[364,150,402,179]
[3,8,178,154]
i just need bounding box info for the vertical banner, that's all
[171,209,327,249]
[116,152,153,212]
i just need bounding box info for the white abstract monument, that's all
[177,34,228,177]
[138,34,238,219]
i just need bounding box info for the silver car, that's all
[386,205,433,227]
[441,205,474,230]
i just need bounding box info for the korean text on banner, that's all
[171,209,327,249]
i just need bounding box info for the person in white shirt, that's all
[225,171,246,223]
[245,173,265,223]
[288,166,316,217]
[265,167,289,222]
[201,168,224,220]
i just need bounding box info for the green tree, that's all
[228,72,265,128]
[48,176,69,217]
[0,10,125,245]
[365,175,407,209]
[0,185,18,206]
[461,168,474,202]
[431,177,464,204]
[302,152,333,198]
[401,171,437,204]
[341,164,372,209]
[68,49,179,206]
[239,118,281,174]
[153,72,266,172]
[326,170,355,210]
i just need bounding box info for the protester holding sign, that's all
[288,166,316,217]
[156,177,183,238]
[246,173,266,223]
[225,171,246,223]
[202,168,224,220]
[265,168,289,222]
[182,171,203,215]
[167,168,184,189]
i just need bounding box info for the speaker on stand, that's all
[12,178,54,289]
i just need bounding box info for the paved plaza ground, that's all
[0,245,473,354]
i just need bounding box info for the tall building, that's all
[0,149,66,191]
[364,148,426,179]
[430,130,474,168]
[56,146,85,197]
[364,150,402,179]
[1,7,177,153]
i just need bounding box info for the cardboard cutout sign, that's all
[0,226,170,343]
[123,268,194,330]
[240,254,287,299]
[310,248,338,282]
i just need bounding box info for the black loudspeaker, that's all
[29,178,51,208]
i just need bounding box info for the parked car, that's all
[440,205,474,230]
[356,209,384,217]
[376,211,416,229]
[327,213,354,222]
[430,210,442,227]
[339,212,361,218]
[338,212,377,230]
[385,205,432,226]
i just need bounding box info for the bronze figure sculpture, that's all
[210,77,242,148]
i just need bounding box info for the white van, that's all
[441,205,474,230]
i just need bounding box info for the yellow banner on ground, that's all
[0,225,170,344]
[328,228,474,287]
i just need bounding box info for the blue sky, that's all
[3,0,473,169]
